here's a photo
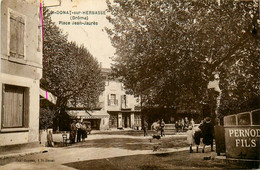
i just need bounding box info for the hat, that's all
[205,117,211,123]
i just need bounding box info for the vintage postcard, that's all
[0,0,259,169]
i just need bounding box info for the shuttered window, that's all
[2,85,28,128]
[9,11,25,58]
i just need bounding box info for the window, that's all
[9,9,25,58]
[121,95,128,108]
[108,94,118,106]
[2,84,29,128]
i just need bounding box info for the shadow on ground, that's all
[69,136,188,151]
[63,148,245,170]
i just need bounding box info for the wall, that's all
[0,0,42,146]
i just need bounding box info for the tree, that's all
[106,0,259,118]
[42,8,105,130]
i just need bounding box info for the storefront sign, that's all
[225,126,260,160]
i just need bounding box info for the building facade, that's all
[99,68,141,130]
[0,0,42,146]
[67,68,142,130]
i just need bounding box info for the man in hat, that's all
[200,117,214,153]
[76,120,82,142]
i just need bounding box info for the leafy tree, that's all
[106,0,259,118]
[39,107,55,130]
[42,8,105,130]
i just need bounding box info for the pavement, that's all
[0,133,217,170]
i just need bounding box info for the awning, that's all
[67,110,109,119]
[39,88,57,104]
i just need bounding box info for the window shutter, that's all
[2,85,25,128]
[17,20,25,57]
[126,95,128,108]
[107,94,110,106]
[9,12,25,58]
[121,95,123,108]
[10,17,18,56]
[24,88,29,127]
[115,95,118,106]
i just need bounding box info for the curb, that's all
[0,147,49,160]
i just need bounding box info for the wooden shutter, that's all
[125,95,128,108]
[10,12,25,58]
[17,18,25,58]
[121,95,124,108]
[107,94,110,106]
[3,85,24,128]
[10,16,18,56]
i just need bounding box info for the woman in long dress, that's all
[200,117,214,153]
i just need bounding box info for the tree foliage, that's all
[106,0,259,117]
[42,8,105,129]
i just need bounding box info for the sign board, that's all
[224,126,259,160]
[224,110,260,160]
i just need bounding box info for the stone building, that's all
[67,68,142,130]
[99,68,141,130]
[0,0,42,146]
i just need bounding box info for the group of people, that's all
[70,120,88,144]
[175,117,195,132]
[150,119,166,137]
[186,117,214,153]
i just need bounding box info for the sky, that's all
[43,0,115,68]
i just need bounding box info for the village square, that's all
[0,0,259,169]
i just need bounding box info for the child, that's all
[186,126,194,153]
[193,126,202,152]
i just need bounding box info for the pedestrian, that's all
[160,119,165,137]
[200,117,214,153]
[76,120,82,142]
[184,117,189,130]
[70,120,77,144]
[47,130,54,147]
[143,120,148,137]
[186,126,194,153]
[175,121,179,132]
[193,126,202,152]
[81,122,87,141]
[190,118,195,127]
[181,118,185,132]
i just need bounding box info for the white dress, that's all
[186,129,194,145]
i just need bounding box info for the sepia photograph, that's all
[0,0,259,169]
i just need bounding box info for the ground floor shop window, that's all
[109,114,118,128]
[134,114,141,127]
[2,84,29,128]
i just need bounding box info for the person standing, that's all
[76,120,82,142]
[200,117,214,153]
[70,120,77,144]
[190,118,195,127]
[181,118,185,132]
[160,119,165,137]
[193,126,202,152]
[143,120,148,137]
[81,122,87,141]
[184,117,189,130]
[47,130,54,147]
[186,126,194,153]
